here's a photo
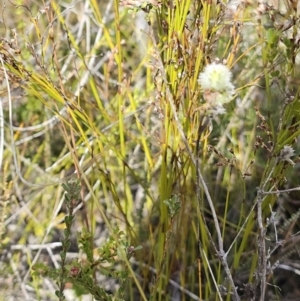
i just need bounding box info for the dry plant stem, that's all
[148,28,240,301]
[261,186,300,195]
[254,164,278,300]
[256,189,267,301]
[195,124,223,301]
[200,240,223,301]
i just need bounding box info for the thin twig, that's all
[256,188,267,301]
[261,186,300,195]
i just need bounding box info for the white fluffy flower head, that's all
[280,145,295,159]
[198,63,235,109]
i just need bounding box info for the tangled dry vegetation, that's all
[1,0,300,300]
